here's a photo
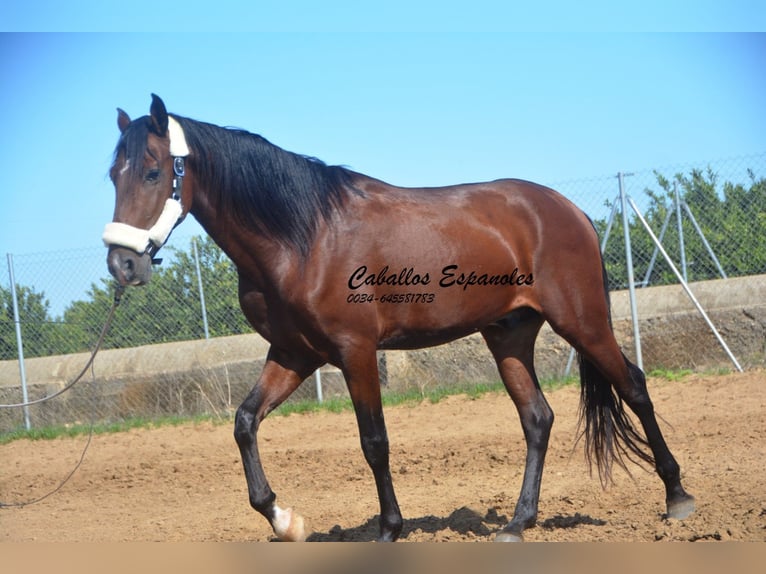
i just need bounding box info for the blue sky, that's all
[0,8,765,263]
[2,1,766,32]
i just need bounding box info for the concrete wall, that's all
[1,274,763,428]
[383,274,765,391]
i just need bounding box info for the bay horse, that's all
[104,95,695,542]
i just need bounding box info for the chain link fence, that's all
[2,153,765,433]
[552,153,766,289]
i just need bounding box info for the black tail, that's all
[577,250,654,485]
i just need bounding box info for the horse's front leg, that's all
[234,347,321,541]
[342,349,403,542]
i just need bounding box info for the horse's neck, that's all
[189,185,292,293]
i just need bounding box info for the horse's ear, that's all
[117,108,131,133]
[149,93,169,136]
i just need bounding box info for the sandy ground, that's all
[1,370,764,542]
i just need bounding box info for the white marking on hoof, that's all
[272,505,307,542]
[666,496,696,520]
[494,531,524,542]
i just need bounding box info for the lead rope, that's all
[0,284,125,508]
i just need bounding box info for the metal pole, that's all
[600,197,621,253]
[642,202,674,287]
[675,183,688,282]
[7,254,31,430]
[314,369,323,403]
[618,172,643,370]
[681,201,728,279]
[627,196,742,372]
[192,238,210,340]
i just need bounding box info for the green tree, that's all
[167,236,251,337]
[0,283,59,359]
[598,167,766,290]
[60,235,250,352]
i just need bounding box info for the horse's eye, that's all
[144,169,161,183]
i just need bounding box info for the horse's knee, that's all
[360,431,390,468]
[234,404,256,447]
[538,402,554,430]
[520,400,554,448]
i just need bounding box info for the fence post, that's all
[7,253,31,430]
[618,172,643,370]
[192,238,210,340]
[314,369,323,403]
[675,182,688,282]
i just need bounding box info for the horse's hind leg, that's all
[581,346,695,518]
[233,346,322,541]
[624,358,695,519]
[481,308,551,542]
[548,304,695,521]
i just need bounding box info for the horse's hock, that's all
[1,274,763,429]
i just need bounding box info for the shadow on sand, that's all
[304,507,606,542]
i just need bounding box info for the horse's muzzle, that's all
[107,246,153,286]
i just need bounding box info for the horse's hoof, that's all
[494,530,524,542]
[666,495,696,520]
[273,506,307,542]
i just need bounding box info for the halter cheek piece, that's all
[102,116,189,262]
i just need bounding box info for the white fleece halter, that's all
[102,116,188,254]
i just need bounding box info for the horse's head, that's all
[104,94,191,286]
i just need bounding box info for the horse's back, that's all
[310,175,602,351]
[345,175,599,267]
[354,175,589,228]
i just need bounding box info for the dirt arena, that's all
[2,370,764,542]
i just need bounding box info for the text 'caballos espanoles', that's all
[347,264,534,291]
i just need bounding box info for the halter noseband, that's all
[102,116,188,258]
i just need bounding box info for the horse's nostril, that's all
[107,247,152,286]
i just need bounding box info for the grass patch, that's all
[541,374,579,392]
[274,395,352,417]
[275,374,577,417]
[648,367,735,382]
[0,413,223,445]
[271,380,510,417]
[1,375,579,444]
[647,368,695,381]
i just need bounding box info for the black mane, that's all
[114,114,357,255]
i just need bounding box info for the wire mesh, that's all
[2,153,764,433]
